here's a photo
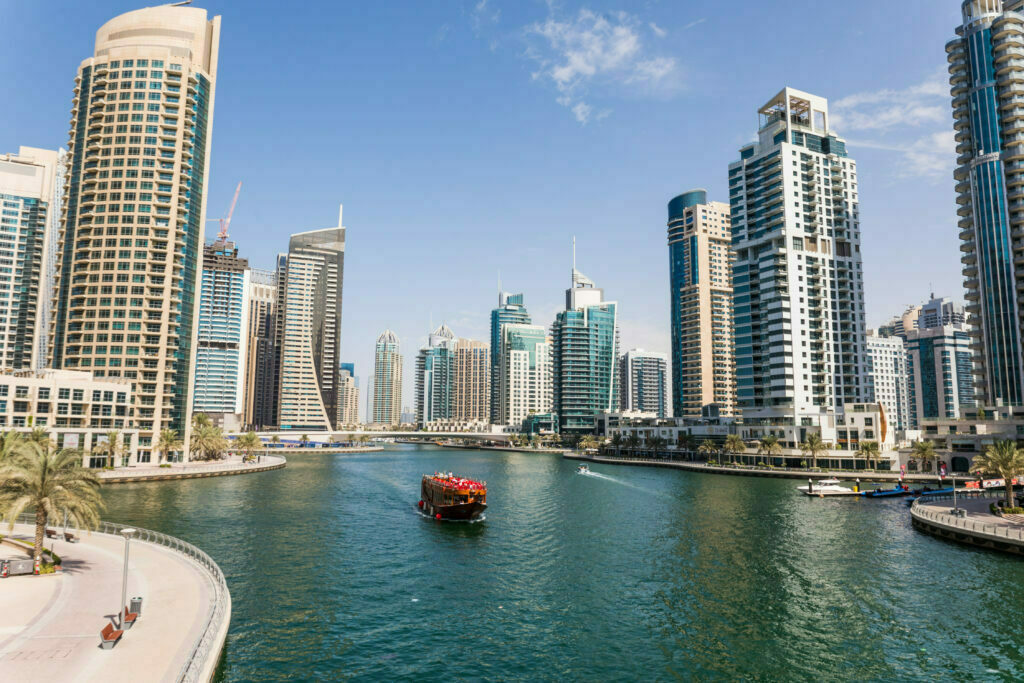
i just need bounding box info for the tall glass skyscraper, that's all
[373,330,402,425]
[51,6,220,459]
[489,290,531,424]
[415,324,455,426]
[551,266,618,435]
[728,88,867,434]
[948,0,1024,407]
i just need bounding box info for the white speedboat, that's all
[796,478,859,496]
[576,464,590,474]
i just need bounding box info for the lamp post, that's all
[119,528,136,626]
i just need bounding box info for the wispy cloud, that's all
[472,0,501,35]
[524,9,680,124]
[682,17,706,31]
[831,71,954,179]
[649,21,667,38]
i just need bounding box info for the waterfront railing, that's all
[100,454,285,477]
[910,495,1024,543]
[15,512,230,682]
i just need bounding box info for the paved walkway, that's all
[912,494,1024,554]
[0,523,214,681]
[100,453,285,483]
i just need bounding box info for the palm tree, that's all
[973,440,1024,508]
[270,434,281,447]
[0,443,103,562]
[0,431,22,464]
[676,433,695,454]
[529,434,542,449]
[856,441,882,471]
[757,435,782,466]
[191,425,227,461]
[27,426,53,453]
[192,412,212,430]
[156,429,182,464]
[95,430,122,469]
[625,434,641,455]
[724,434,746,466]
[912,440,937,473]
[237,432,262,462]
[300,434,310,448]
[799,433,828,470]
[648,435,667,457]
[610,432,623,454]
[698,439,718,463]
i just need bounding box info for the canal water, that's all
[100,445,1024,681]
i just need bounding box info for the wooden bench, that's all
[45,528,57,539]
[64,532,77,543]
[122,606,138,629]
[100,622,123,649]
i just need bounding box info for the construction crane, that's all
[207,181,241,241]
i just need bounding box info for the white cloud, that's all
[649,21,667,38]
[831,72,954,180]
[472,0,501,35]
[525,8,680,124]
[682,17,706,31]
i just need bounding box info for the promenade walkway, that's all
[0,520,228,681]
[911,492,1024,555]
[100,453,285,484]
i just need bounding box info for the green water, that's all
[100,445,1024,680]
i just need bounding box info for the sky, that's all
[1,0,965,416]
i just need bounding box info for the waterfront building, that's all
[904,323,975,427]
[619,349,669,418]
[498,323,552,429]
[364,376,373,425]
[192,239,250,425]
[453,338,489,422]
[0,368,140,466]
[551,263,618,435]
[728,88,868,444]
[273,209,345,431]
[243,268,276,429]
[50,5,221,460]
[0,146,67,371]
[415,324,456,426]
[864,330,910,431]
[489,291,531,424]
[878,304,922,339]
[920,295,967,329]
[373,329,402,425]
[338,365,359,425]
[666,189,735,418]
[948,3,1024,408]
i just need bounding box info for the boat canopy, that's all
[426,473,486,491]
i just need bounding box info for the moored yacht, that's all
[796,478,859,497]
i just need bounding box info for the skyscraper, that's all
[415,324,456,426]
[551,258,618,435]
[905,323,975,427]
[274,208,345,430]
[453,338,490,422]
[338,365,359,425]
[192,239,250,425]
[373,330,402,425]
[0,146,66,370]
[490,291,531,424]
[243,268,277,429]
[864,330,910,431]
[498,323,552,429]
[51,5,221,459]
[666,189,735,417]
[948,1,1024,407]
[728,88,867,428]
[619,349,669,418]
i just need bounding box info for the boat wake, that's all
[579,471,668,498]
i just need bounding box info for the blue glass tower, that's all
[948,1,1024,407]
[490,291,531,424]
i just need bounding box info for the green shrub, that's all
[159,463,171,468]
[991,503,1000,515]
[1004,507,1024,514]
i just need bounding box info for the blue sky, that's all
[1,0,964,414]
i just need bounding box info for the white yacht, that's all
[796,478,859,497]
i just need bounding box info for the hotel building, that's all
[905,323,976,427]
[50,5,221,459]
[489,291,531,424]
[453,338,490,423]
[619,349,669,418]
[415,324,455,426]
[864,330,910,431]
[373,330,402,425]
[728,88,868,446]
[273,210,345,431]
[498,323,552,429]
[666,189,735,417]
[0,146,67,370]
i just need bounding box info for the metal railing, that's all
[910,495,1024,543]
[99,454,285,478]
[14,512,229,682]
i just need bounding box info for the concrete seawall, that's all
[100,455,286,484]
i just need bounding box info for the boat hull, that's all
[797,487,860,497]
[423,500,487,521]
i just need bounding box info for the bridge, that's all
[232,430,515,444]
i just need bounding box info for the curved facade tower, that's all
[51,6,220,460]
[948,0,1024,407]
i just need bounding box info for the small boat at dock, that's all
[861,484,911,498]
[796,478,860,497]
[419,473,487,521]
[576,464,590,474]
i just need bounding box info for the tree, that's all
[698,439,718,462]
[799,433,828,470]
[191,426,228,461]
[156,429,182,464]
[676,433,695,453]
[192,413,212,430]
[271,434,281,447]
[579,435,598,451]
[625,434,641,453]
[237,432,262,462]
[857,441,882,470]
[95,430,123,469]
[0,431,22,464]
[610,432,623,453]
[300,434,310,448]
[0,443,103,562]
[757,435,782,465]
[977,407,988,421]
[529,434,541,449]
[648,435,667,456]
[724,434,746,466]
[27,427,53,453]
[912,440,937,473]
[973,440,1024,508]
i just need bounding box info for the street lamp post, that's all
[119,528,136,626]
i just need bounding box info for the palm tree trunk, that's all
[34,506,46,562]
[1006,479,1014,508]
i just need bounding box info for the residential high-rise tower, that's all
[243,268,277,429]
[453,338,490,422]
[415,324,456,426]
[373,330,402,425]
[490,291,531,424]
[498,323,552,429]
[619,349,669,418]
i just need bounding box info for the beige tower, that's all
[243,268,277,429]
[51,6,221,461]
[667,190,736,417]
[453,339,490,422]
[373,330,402,425]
